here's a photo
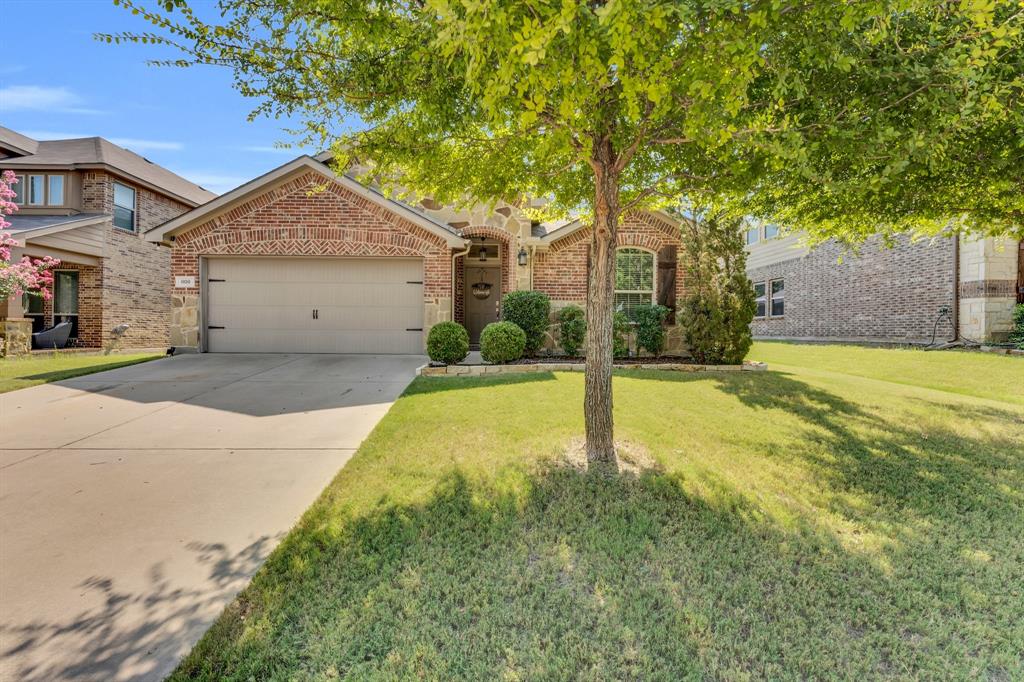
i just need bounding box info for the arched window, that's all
[614,248,655,320]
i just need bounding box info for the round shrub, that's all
[558,305,586,356]
[426,321,469,364]
[634,303,669,356]
[501,290,551,355]
[480,321,526,364]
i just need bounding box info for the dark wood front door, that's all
[465,266,501,345]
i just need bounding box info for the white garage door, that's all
[205,257,425,354]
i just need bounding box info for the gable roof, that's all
[145,155,467,248]
[0,130,215,207]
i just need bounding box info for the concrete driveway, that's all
[0,353,423,681]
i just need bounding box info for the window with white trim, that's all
[47,175,65,206]
[770,278,785,316]
[763,223,780,239]
[11,174,25,204]
[614,248,655,321]
[745,225,760,245]
[753,282,766,318]
[27,174,45,205]
[113,182,136,231]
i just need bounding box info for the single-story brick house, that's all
[145,153,690,354]
[0,126,215,353]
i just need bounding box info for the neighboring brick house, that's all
[145,153,693,355]
[0,127,215,353]
[744,223,1023,344]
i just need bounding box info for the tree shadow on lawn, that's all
[173,455,1023,679]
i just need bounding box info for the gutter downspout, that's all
[451,241,471,322]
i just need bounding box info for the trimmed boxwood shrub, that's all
[501,290,550,355]
[558,305,586,356]
[426,321,469,364]
[613,312,631,358]
[480,321,526,364]
[634,303,669,356]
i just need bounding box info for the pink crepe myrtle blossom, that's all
[1,171,60,302]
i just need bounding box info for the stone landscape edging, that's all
[417,361,768,376]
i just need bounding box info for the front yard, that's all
[0,352,162,394]
[175,343,1023,680]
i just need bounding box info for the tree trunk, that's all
[584,139,620,472]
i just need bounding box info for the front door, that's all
[465,266,501,345]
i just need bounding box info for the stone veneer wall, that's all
[747,235,956,344]
[532,212,691,354]
[958,236,1020,343]
[167,171,453,350]
[80,171,189,348]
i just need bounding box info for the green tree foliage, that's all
[678,211,756,365]
[1010,304,1024,350]
[558,305,586,357]
[104,0,1023,464]
[426,321,470,365]
[633,303,669,356]
[480,321,526,364]
[501,290,551,356]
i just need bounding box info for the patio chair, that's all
[32,321,73,350]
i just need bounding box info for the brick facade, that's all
[748,235,957,344]
[40,263,103,347]
[168,171,453,349]
[79,171,188,348]
[533,211,688,306]
[532,211,691,354]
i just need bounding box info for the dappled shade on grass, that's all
[173,351,1024,680]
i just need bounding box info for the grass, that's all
[0,352,161,393]
[174,343,1024,680]
[749,340,1024,405]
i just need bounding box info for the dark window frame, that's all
[753,282,766,318]
[770,278,785,317]
[113,182,137,232]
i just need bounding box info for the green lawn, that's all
[0,352,161,393]
[175,344,1024,680]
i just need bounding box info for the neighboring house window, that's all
[763,223,780,239]
[11,174,25,204]
[47,175,65,206]
[770,278,785,316]
[113,182,136,231]
[54,270,80,338]
[28,174,45,205]
[745,225,760,245]
[614,248,655,321]
[753,282,766,318]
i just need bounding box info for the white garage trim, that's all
[201,256,425,354]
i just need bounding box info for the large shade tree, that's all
[104,0,1022,469]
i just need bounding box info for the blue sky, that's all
[0,0,350,195]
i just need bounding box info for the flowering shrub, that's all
[1,170,59,302]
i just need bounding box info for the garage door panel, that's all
[205,258,425,354]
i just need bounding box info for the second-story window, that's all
[113,182,136,231]
[11,174,25,204]
[28,175,45,205]
[763,223,780,239]
[47,175,65,206]
[745,225,760,245]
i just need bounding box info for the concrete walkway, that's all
[0,353,423,681]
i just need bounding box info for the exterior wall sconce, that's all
[517,246,529,267]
